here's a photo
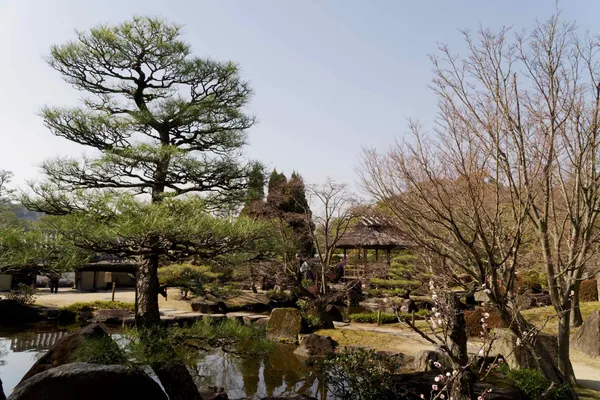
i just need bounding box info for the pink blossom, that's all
[432,384,439,391]
[433,361,442,368]
[440,394,446,399]
[498,358,504,364]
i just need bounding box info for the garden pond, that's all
[0,323,332,399]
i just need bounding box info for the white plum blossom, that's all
[516,338,522,346]
[433,361,442,368]
[440,394,446,399]
[434,376,440,382]
[446,372,451,377]
[483,312,490,319]
[435,312,441,318]
[478,349,485,357]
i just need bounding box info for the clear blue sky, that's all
[0,1,596,190]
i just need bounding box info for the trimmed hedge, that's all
[349,312,397,324]
[464,307,506,337]
[370,278,421,289]
[349,309,432,325]
[580,279,599,302]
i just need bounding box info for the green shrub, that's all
[158,264,220,299]
[62,301,134,314]
[60,301,134,322]
[206,283,241,300]
[303,314,324,331]
[315,348,402,399]
[348,312,397,324]
[171,318,273,356]
[266,289,294,302]
[6,283,38,305]
[72,335,126,365]
[499,364,568,400]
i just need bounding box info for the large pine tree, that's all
[24,17,265,399]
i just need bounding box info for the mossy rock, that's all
[266,308,302,344]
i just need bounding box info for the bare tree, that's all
[428,14,600,385]
[303,178,358,294]
[361,12,598,396]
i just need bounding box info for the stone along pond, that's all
[0,323,330,399]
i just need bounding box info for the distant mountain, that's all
[5,204,44,222]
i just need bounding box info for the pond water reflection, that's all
[0,324,332,399]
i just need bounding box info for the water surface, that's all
[0,324,330,399]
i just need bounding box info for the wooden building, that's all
[335,215,412,279]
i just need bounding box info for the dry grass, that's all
[521,302,600,335]
[315,328,431,355]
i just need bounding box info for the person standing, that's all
[48,272,60,294]
[295,253,303,284]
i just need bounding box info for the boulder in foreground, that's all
[9,362,167,400]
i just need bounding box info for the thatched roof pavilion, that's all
[335,215,411,279]
[336,215,411,251]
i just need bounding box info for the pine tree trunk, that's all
[136,254,202,400]
[570,281,583,327]
[136,254,161,329]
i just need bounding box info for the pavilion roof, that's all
[335,215,412,250]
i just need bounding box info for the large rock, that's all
[573,310,600,358]
[293,334,338,358]
[8,363,167,400]
[345,280,363,306]
[325,304,344,322]
[191,298,221,314]
[413,350,452,371]
[0,300,42,324]
[490,328,557,370]
[266,308,302,344]
[92,309,132,324]
[19,323,121,383]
